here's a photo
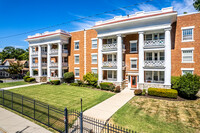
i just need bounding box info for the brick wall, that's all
[171,13,200,76]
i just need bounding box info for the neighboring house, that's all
[0,59,29,78]
[26,7,200,89]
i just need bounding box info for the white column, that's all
[138,32,144,83]
[29,46,33,77]
[164,28,171,86]
[38,45,42,77]
[117,34,123,83]
[98,37,103,82]
[58,43,63,78]
[47,44,51,78]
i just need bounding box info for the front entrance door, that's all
[131,76,137,88]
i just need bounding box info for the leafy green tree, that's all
[6,61,24,75]
[193,0,200,11]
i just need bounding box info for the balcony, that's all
[144,39,165,49]
[62,49,68,53]
[32,51,38,55]
[144,60,165,68]
[42,51,47,55]
[42,63,47,67]
[50,63,58,67]
[62,62,68,67]
[102,61,125,69]
[102,44,125,52]
[50,49,58,54]
[32,63,38,67]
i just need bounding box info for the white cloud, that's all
[137,4,159,12]
[71,20,95,30]
[172,0,197,14]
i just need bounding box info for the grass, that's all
[10,84,114,111]
[110,96,200,133]
[0,81,29,88]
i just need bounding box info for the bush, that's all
[50,80,60,85]
[23,76,30,82]
[26,71,30,76]
[134,89,142,95]
[100,82,115,91]
[171,76,180,89]
[70,83,79,86]
[114,86,121,93]
[77,80,85,86]
[148,88,178,98]
[83,72,98,87]
[64,72,74,83]
[142,89,146,96]
[26,78,35,82]
[173,73,200,99]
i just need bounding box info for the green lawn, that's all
[10,84,114,111]
[0,81,29,88]
[110,97,200,133]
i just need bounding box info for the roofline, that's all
[26,32,70,40]
[178,12,200,17]
[93,11,177,28]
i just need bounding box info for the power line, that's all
[0,0,153,39]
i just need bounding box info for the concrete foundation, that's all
[138,83,171,89]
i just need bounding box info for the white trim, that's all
[130,58,137,70]
[91,38,98,40]
[181,26,194,42]
[74,40,80,42]
[74,67,80,77]
[74,54,80,64]
[91,67,98,74]
[91,53,98,64]
[91,53,98,55]
[74,41,80,50]
[181,47,194,51]
[181,48,194,63]
[84,31,87,75]
[178,12,199,16]
[130,40,138,53]
[181,68,194,71]
[130,40,137,43]
[181,26,195,30]
[91,38,98,49]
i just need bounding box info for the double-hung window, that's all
[91,68,97,74]
[130,40,137,53]
[74,55,79,64]
[74,68,80,77]
[130,58,137,69]
[182,26,194,42]
[74,41,79,50]
[92,39,97,49]
[182,48,194,63]
[91,54,97,64]
[181,68,194,75]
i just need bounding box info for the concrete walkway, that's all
[84,88,134,121]
[0,107,51,133]
[1,82,44,90]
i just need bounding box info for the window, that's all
[74,68,80,77]
[145,71,152,81]
[160,52,165,60]
[42,47,47,52]
[107,38,117,44]
[182,27,194,42]
[182,49,194,63]
[130,59,137,69]
[153,71,158,81]
[92,39,97,49]
[160,71,164,81]
[91,68,97,74]
[42,69,47,76]
[145,34,152,40]
[33,58,36,63]
[91,54,97,64]
[181,68,194,75]
[74,55,79,64]
[74,41,79,50]
[146,53,152,60]
[107,71,117,79]
[130,41,137,53]
[108,71,112,79]
[145,33,165,40]
[107,55,112,61]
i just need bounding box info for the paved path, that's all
[1,82,44,90]
[84,88,134,121]
[0,107,51,133]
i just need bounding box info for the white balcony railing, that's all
[62,49,68,53]
[144,60,165,68]
[50,49,58,54]
[32,51,38,55]
[42,51,47,55]
[50,63,58,67]
[42,63,47,67]
[102,61,117,68]
[62,62,68,67]
[102,43,117,51]
[32,63,38,67]
[144,39,165,47]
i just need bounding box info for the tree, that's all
[6,61,24,75]
[193,0,200,11]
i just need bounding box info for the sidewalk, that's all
[0,107,51,133]
[84,88,134,121]
[1,82,44,90]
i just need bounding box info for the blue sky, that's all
[0,0,196,50]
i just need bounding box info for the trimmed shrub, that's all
[50,80,60,85]
[26,71,30,76]
[171,76,180,89]
[173,73,200,99]
[70,83,79,86]
[148,88,178,98]
[134,89,142,95]
[83,72,98,87]
[64,72,74,83]
[100,82,115,91]
[114,86,121,93]
[77,80,85,86]
[23,76,30,82]
[26,78,35,82]
[142,89,146,96]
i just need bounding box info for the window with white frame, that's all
[74,41,79,50]
[182,48,194,63]
[74,68,80,77]
[181,68,194,75]
[160,52,165,60]
[146,53,152,60]
[130,41,137,53]
[42,69,47,76]
[91,54,97,64]
[91,68,97,74]
[92,39,97,49]
[33,58,36,63]
[130,59,137,69]
[107,38,117,44]
[74,55,79,64]
[182,27,194,41]
[145,33,165,40]
[107,71,117,80]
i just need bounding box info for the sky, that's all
[0,0,197,50]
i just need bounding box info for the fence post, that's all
[2,90,4,105]
[48,105,50,127]
[107,124,109,133]
[22,96,23,114]
[12,92,13,109]
[34,99,35,120]
[80,98,83,133]
[64,107,68,133]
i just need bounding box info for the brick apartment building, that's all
[26,7,200,89]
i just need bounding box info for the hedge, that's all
[50,80,60,85]
[70,83,79,86]
[148,88,178,98]
[26,78,35,82]
[23,76,30,82]
[100,82,115,91]
[63,72,74,83]
[134,89,142,95]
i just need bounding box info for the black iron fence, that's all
[0,89,136,133]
